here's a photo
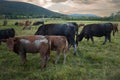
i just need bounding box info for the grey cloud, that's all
[73,0,98,4]
[52,0,67,3]
[109,0,120,9]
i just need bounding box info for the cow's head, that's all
[112,23,118,36]
[79,24,85,27]
[6,38,19,52]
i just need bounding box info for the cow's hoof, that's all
[73,53,77,56]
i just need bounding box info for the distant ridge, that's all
[0,0,64,18]
[69,14,99,17]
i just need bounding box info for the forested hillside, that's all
[0,0,64,18]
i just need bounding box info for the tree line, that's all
[0,11,120,21]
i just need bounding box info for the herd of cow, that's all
[0,22,118,68]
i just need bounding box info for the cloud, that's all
[52,0,67,3]
[7,0,120,17]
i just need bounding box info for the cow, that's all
[77,23,116,45]
[0,28,15,45]
[32,21,44,26]
[5,35,50,68]
[46,36,68,64]
[22,20,32,30]
[35,23,78,55]
[5,35,68,68]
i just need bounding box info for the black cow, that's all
[33,21,44,26]
[77,23,116,45]
[35,23,78,55]
[0,28,15,45]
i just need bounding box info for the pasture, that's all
[0,19,120,80]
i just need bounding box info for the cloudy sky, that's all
[8,0,120,17]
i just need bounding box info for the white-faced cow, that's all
[77,23,117,45]
[35,23,78,55]
[6,35,50,68]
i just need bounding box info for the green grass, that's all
[0,19,120,80]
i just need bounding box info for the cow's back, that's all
[7,35,49,54]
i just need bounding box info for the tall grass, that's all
[0,19,120,80]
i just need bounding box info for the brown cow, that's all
[22,20,32,30]
[6,35,50,68]
[5,35,68,68]
[46,36,68,64]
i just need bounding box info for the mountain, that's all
[69,14,99,17]
[0,0,64,18]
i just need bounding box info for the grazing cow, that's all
[14,22,24,26]
[22,20,32,30]
[33,21,44,26]
[46,36,68,64]
[14,22,18,26]
[0,28,15,45]
[77,23,116,45]
[6,35,50,68]
[35,23,78,55]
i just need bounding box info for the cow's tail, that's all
[65,38,69,52]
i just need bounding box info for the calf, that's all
[46,36,68,64]
[0,28,15,45]
[6,35,50,68]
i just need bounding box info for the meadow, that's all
[0,19,120,80]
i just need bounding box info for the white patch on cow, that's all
[34,38,48,47]
[40,36,45,39]
[20,39,30,44]
[36,35,45,39]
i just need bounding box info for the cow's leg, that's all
[74,43,77,56]
[55,50,60,64]
[108,34,111,42]
[22,26,25,30]
[63,49,66,64]
[19,52,27,65]
[76,35,78,46]
[90,36,94,44]
[103,36,107,45]
[40,52,47,68]
[87,37,89,41]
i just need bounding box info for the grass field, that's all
[0,19,120,80]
